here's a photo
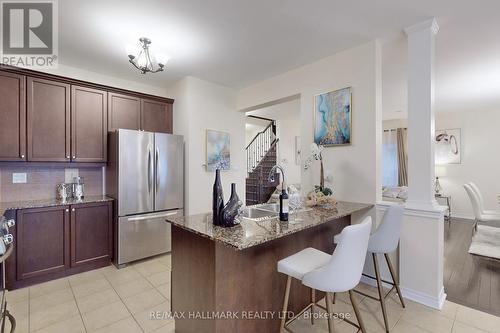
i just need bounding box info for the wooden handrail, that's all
[246,121,274,150]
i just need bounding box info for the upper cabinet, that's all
[27,77,71,162]
[108,92,141,131]
[141,99,173,133]
[0,72,26,161]
[71,86,108,162]
[0,68,173,164]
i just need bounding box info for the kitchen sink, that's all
[240,207,278,220]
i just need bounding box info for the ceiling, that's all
[59,0,500,113]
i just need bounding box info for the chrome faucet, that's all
[268,165,286,188]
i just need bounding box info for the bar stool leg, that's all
[384,253,405,308]
[280,276,291,332]
[349,290,367,333]
[310,288,315,324]
[325,292,334,333]
[373,253,389,333]
[332,292,336,304]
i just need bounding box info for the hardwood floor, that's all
[444,218,500,317]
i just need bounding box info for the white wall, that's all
[169,77,245,215]
[247,98,301,185]
[435,110,500,219]
[238,41,382,211]
[245,118,269,146]
[39,64,170,97]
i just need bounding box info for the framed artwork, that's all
[314,87,352,146]
[435,128,461,164]
[206,129,231,171]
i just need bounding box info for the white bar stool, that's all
[352,205,405,333]
[277,217,372,333]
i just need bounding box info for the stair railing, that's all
[246,121,276,175]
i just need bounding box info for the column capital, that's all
[404,18,439,36]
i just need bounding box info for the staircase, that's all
[245,120,279,205]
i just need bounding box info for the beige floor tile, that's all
[113,276,154,299]
[30,288,74,313]
[152,254,171,269]
[452,321,490,333]
[4,313,28,333]
[123,288,166,314]
[156,283,171,299]
[146,271,170,287]
[6,300,29,333]
[150,319,176,333]
[76,288,121,314]
[71,277,112,299]
[455,305,500,333]
[400,302,454,333]
[91,316,143,333]
[5,287,29,304]
[392,319,431,333]
[31,315,85,333]
[82,300,130,332]
[440,301,459,320]
[133,261,169,277]
[29,278,70,298]
[68,269,105,287]
[288,313,357,333]
[133,301,172,332]
[104,267,142,286]
[30,300,79,332]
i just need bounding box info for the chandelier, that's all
[127,37,166,74]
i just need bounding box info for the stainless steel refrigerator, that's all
[107,129,183,266]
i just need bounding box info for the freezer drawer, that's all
[117,210,182,265]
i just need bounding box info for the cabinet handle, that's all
[65,209,69,212]
[72,208,75,212]
[20,154,25,158]
[66,155,70,159]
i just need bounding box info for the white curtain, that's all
[383,130,399,187]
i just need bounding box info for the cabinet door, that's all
[71,86,108,162]
[27,77,71,162]
[16,206,70,280]
[0,72,26,161]
[108,92,141,131]
[141,99,172,133]
[70,202,112,268]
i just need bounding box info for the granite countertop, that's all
[0,195,114,214]
[167,201,373,250]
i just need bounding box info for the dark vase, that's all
[221,183,243,227]
[212,169,224,226]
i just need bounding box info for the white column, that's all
[405,18,440,210]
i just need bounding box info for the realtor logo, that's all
[1,0,58,68]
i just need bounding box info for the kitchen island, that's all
[166,201,372,333]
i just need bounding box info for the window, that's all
[383,129,398,187]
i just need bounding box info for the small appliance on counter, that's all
[72,177,85,200]
[56,183,72,202]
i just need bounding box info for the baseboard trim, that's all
[400,286,446,310]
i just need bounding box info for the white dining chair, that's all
[277,217,372,333]
[464,184,500,232]
[469,182,500,216]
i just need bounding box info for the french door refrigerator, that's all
[108,129,183,266]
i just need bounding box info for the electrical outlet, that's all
[65,169,79,183]
[12,173,27,184]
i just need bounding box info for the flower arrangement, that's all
[304,143,336,207]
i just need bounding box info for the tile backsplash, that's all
[0,166,103,203]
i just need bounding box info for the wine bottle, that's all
[212,169,224,226]
[279,189,289,221]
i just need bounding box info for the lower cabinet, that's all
[10,201,112,288]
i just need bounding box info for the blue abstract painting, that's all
[206,130,231,171]
[314,87,352,146]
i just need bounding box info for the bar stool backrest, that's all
[367,205,404,254]
[464,184,482,220]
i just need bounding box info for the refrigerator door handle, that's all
[127,211,180,222]
[147,148,152,194]
[156,147,160,193]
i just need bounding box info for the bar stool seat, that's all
[277,247,330,280]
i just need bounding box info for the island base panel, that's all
[171,215,350,333]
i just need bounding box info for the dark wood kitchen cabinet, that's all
[7,201,113,289]
[16,206,70,281]
[0,72,26,161]
[70,201,112,268]
[108,92,141,131]
[141,98,173,133]
[71,86,108,162]
[27,77,71,162]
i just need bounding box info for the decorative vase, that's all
[221,183,243,227]
[212,169,224,226]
